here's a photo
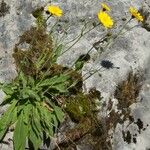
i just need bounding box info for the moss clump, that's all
[57,89,102,149]
[65,88,101,122]
[65,94,91,122]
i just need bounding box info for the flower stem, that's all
[60,23,100,56]
[103,17,132,51]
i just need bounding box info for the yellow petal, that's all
[129,7,144,22]
[98,11,113,28]
[47,5,63,17]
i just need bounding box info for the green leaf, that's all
[75,61,84,71]
[39,75,69,87]
[21,88,29,99]
[32,107,42,137]
[0,100,17,140]
[51,83,68,93]
[2,85,14,95]
[13,114,28,150]
[23,104,32,124]
[54,106,64,122]
[36,53,47,69]
[11,107,18,125]
[38,105,52,124]
[75,54,90,71]
[1,94,13,105]
[52,115,58,132]
[23,89,41,101]
[29,127,42,150]
[37,105,53,136]
[41,119,54,137]
[28,76,35,87]
[19,71,27,88]
[28,107,43,150]
[52,44,63,62]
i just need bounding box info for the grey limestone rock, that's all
[0,0,150,149]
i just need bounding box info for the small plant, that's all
[0,70,71,149]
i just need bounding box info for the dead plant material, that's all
[105,70,144,132]
[104,71,144,145]
[114,71,143,110]
[0,0,10,17]
[18,27,52,51]
[135,118,144,133]
[57,117,112,150]
[122,130,132,144]
[13,27,53,76]
[65,117,93,143]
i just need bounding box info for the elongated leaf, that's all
[0,100,17,140]
[51,83,68,93]
[52,44,63,62]
[39,74,69,87]
[32,107,42,138]
[24,89,41,101]
[19,71,27,88]
[28,107,42,149]
[23,104,32,124]
[2,85,14,95]
[52,114,58,132]
[1,95,13,105]
[21,88,29,99]
[13,114,28,150]
[28,76,35,87]
[11,107,18,126]
[29,127,42,150]
[37,105,53,136]
[54,106,64,122]
[38,105,52,124]
[36,53,47,69]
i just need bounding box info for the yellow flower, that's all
[98,11,113,28]
[101,3,110,11]
[129,7,143,22]
[47,5,63,17]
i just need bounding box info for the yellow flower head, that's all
[129,7,143,22]
[47,5,63,17]
[98,11,113,28]
[101,3,110,11]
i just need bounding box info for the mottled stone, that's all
[0,0,150,149]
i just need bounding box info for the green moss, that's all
[65,89,101,122]
[65,94,89,122]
